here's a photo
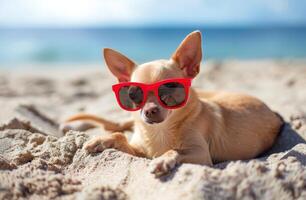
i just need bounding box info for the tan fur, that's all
[64,31,283,176]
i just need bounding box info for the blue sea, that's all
[0,27,306,66]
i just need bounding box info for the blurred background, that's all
[0,0,306,67]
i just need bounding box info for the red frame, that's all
[112,78,192,111]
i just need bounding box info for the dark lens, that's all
[119,85,143,109]
[158,82,186,107]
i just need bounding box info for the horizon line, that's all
[1,24,306,29]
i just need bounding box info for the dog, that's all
[63,31,283,176]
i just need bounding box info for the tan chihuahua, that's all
[64,31,283,176]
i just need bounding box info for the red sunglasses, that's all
[112,78,192,111]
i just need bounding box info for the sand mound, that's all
[0,117,306,199]
[1,61,306,199]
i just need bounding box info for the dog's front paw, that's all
[83,136,115,153]
[149,155,177,177]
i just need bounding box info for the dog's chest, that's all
[134,126,175,158]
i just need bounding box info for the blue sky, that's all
[0,0,306,27]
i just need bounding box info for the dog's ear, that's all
[171,31,202,78]
[103,48,136,82]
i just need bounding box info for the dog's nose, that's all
[145,106,159,118]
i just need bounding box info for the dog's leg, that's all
[150,141,212,176]
[83,132,142,156]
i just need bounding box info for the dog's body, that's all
[131,88,281,162]
[64,31,282,176]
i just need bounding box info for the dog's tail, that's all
[65,113,134,132]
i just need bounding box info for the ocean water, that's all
[0,27,306,66]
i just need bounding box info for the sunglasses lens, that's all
[158,82,186,107]
[118,85,143,110]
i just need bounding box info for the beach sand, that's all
[1,60,306,199]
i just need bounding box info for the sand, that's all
[0,60,306,200]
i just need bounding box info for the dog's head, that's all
[104,31,202,125]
